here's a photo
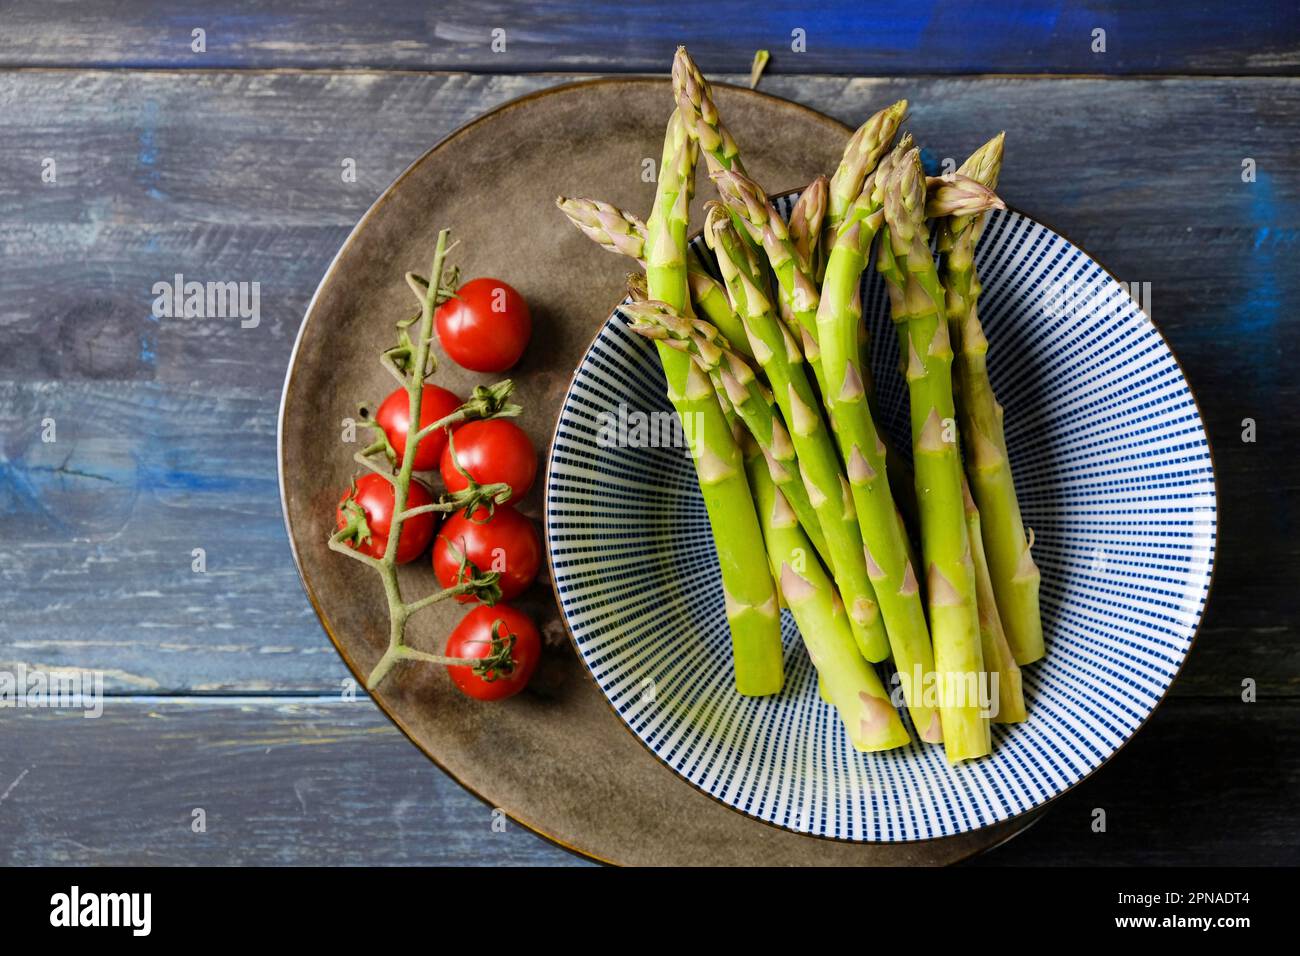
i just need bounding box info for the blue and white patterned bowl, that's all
[545,199,1217,842]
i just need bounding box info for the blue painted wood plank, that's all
[0,1,1296,75]
[0,380,341,692]
[0,699,589,865]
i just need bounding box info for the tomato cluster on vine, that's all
[330,264,542,701]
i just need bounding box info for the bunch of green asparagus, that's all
[557,47,1043,762]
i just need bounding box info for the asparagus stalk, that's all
[685,270,756,362]
[870,156,1004,527]
[788,174,827,270]
[832,136,924,530]
[962,477,1027,723]
[645,110,782,696]
[865,135,924,529]
[555,195,755,360]
[706,203,889,662]
[815,182,942,742]
[672,45,746,176]
[878,147,990,762]
[786,174,827,316]
[820,99,908,282]
[939,133,1045,665]
[926,172,1006,221]
[623,299,832,569]
[743,434,911,752]
[672,44,772,276]
[711,167,832,408]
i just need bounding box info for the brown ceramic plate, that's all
[278,77,1043,864]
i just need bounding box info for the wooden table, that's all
[1,2,1297,866]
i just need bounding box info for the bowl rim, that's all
[542,199,1221,845]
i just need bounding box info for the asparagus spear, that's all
[829,135,926,531]
[787,174,827,313]
[939,133,1045,665]
[645,110,782,696]
[743,433,911,752]
[672,45,746,176]
[788,174,827,270]
[711,167,831,403]
[962,477,1026,723]
[623,299,832,568]
[672,45,772,274]
[878,148,990,762]
[926,172,1006,221]
[815,180,942,742]
[555,195,755,360]
[706,203,889,663]
[820,99,908,282]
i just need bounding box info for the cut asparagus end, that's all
[745,449,910,752]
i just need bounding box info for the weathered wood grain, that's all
[0,381,339,692]
[0,71,1293,697]
[0,1,1296,75]
[0,697,1293,865]
[0,698,585,865]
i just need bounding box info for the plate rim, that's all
[278,75,1003,865]
[542,201,1221,845]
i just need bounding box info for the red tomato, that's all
[373,384,463,471]
[435,277,531,372]
[433,505,541,602]
[336,474,436,564]
[444,604,541,701]
[441,419,537,500]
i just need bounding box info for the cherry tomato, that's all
[373,384,463,471]
[435,277,531,373]
[433,505,541,602]
[444,604,541,701]
[336,474,436,564]
[441,419,537,500]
